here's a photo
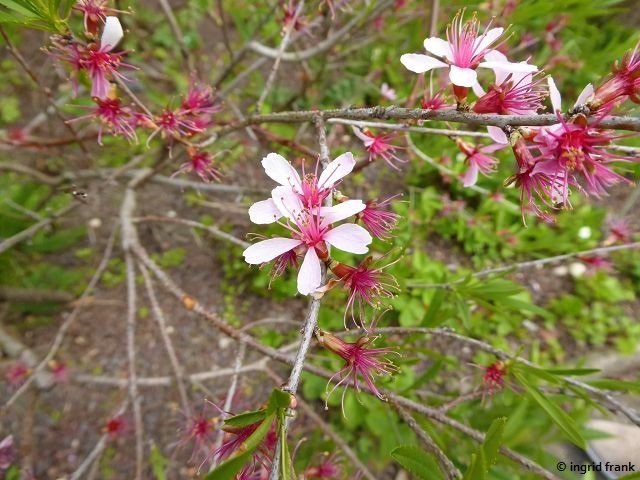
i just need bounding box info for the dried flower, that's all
[352,127,406,170]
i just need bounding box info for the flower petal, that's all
[248,198,282,224]
[271,185,305,221]
[101,16,123,51]
[318,152,356,189]
[243,238,303,264]
[479,60,538,74]
[261,153,302,192]
[472,81,486,97]
[319,200,366,225]
[423,37,453,60]
[351,127,375,147]
[547,76,562,112]
[324,224,372,254]
[487,126,508,144]
[400,54,447,74]
[473,27,504,54]
[462,162,479,187]
[575,83,594,107]
[297,247,322,295]
[449,66,478,87]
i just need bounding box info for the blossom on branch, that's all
[352,127,406,170]
[316,329,399,414]
[243,153,372,295]
[400,10,537,100]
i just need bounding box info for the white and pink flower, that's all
[243,153,372,295]
[400,11,537,91]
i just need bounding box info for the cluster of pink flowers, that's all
[243,152,397,303]
[394,10,638,222]
[242,152,400,417]
[48,0,224,182]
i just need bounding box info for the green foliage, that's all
[463,417,507,480]
[0,0,73,32]
[149,443,168,480]
[391,445,443,480]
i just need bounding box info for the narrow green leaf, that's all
[587,379,640,392]
[222,409,267,429]
[423,287,446,326]
[203,413,275,480]
[514,371,586,449]
[267,388,291,413]
[542,368,601,376]
[0,0,39,16]
[391,445,444,480]
[150,443,168,480]
[463,417,506,480]
[620,472,640,479]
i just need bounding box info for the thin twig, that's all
[139,262,192,416]
[328,118,493,138]
[133,216,250,248]
[156,0,194,70]
[256,0,304,113]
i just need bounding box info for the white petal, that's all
[351,126,375,147]
[483,49,508,63]
[324,224,372,254]
[243,238,303,264]
[472,27,504,54]
[479,60,538,74]
[423,37,453,60]
[462,163,479,187]
[487,126,508,144]
[271,185,304,221]
[101,16,123,51]
[400,53,447,74]
[547,76,562,112]
[449,66,478,87]
[319,200,366,225]
[318,152,356,189]
[261,153,302,192]
[472,81,486,97]
[248,198,282,224]
[297,248,322,295]
[575,83,594,107]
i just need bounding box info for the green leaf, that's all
[203,413,275,480]
[150,443,167,480]
[514,371,586,449]
[423,287,446,326]
[463,417,506,480]
[587,379,640,392]
[620,472,640,479]
[391,445,443,480]
[267,388,291,413]
[542,368,601,376]
[222,409,267,429]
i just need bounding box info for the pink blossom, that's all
[6,362,29,387]
[73,0,119,36]
[380,82,397,101]
[304,453,342,479]
[104,414,128,439]
[590,41,640,111]
[473,52,545,114]
[580,255,613,274]
[82,17,134,99]
[421,89,451,110]
[456,136,505,187]
[329,257,398,328]
[71,95,138,144]
[244,153,372,295]
[178,80,222,131]
[48,360,69,382]
[606,216,632,244]
[0,435,14,471]
[400,11,537,92]
[352,127,406,170]
[482,361,507,395]
[357,197,400,239]
[316,330,398,414]
[244,188,371,295]
[173,149,222,183]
